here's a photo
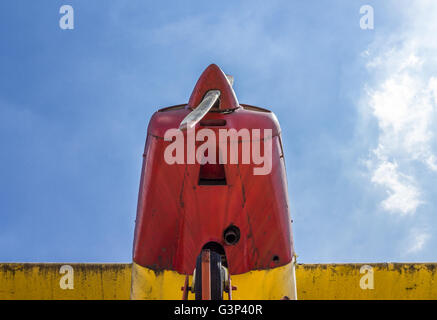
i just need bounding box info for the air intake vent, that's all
[198,162,226,185]
[198,146,227,185]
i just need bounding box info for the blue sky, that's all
[1,1,436,263]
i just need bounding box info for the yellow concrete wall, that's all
[1,263,436,299]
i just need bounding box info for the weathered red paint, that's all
[201,250,211,300]
[188,64,239,111]
[133,64,294,275]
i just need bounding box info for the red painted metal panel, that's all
[132,65,295,275]
[188,64,239,111]
[201,250,211,300]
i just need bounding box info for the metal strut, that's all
[179,90,221,131]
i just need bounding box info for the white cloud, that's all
[406,229,430,254]
[362,1,437,215]
[370,159,422,215]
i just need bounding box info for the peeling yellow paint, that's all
[1,262,436,300]
[0,263,131,300]
[296,263,437,300]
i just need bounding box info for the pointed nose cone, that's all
[188,64,239,110]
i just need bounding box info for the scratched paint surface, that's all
[296,263,437,300]
[0,263,131,300]
[1,263,436,299]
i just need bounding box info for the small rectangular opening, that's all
[199,119,227,127]
[198,162,227,186]
[198,178,227,186]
